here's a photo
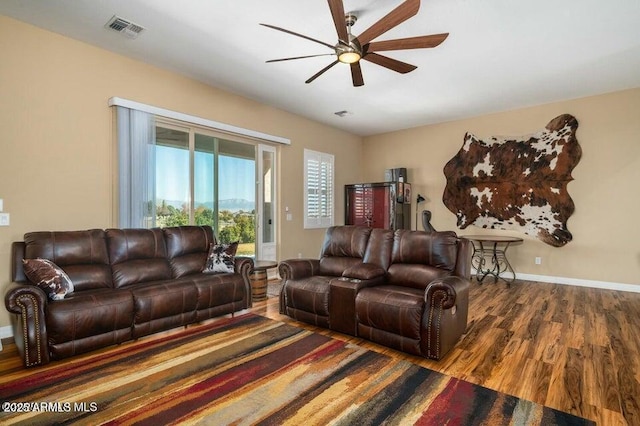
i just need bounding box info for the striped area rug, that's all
[0,313,593,425]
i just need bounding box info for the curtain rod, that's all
[108,97,291,145]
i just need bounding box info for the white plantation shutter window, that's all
[304,149,334,229]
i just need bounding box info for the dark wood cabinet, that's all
[345,182,411,230]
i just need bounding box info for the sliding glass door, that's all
[154,121,266,258]
[155,125,190,227]
[217,139,256,257]
[258,145,276,261]
[194,133,217,229]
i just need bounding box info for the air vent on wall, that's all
[105,15,145,39]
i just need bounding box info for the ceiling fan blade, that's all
[328,0,349,44]
[267,53,336,63]
[306,60,339,84]
[260,23,335,50]
[362,53,417,74]
[357,0,420,45]
[351,62,364,87]
[366,33,449,52]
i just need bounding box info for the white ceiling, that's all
[2,0,640,136]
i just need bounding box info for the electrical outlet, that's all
[535,257,542,265]
[297,252,302,259]
[0,213,10,226]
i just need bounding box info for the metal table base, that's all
[465,236,523,286]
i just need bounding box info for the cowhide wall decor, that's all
[442,114,582,247]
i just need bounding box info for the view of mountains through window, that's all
[155,127,256,256]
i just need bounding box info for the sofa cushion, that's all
[387,264,452,290]
[318,256,364,277]
[284,276,332,318]
[191,273,246,308]
[318,226,372,276]
[24,229,112,291]
[22,258,74,300]
[362,228,394,270]
[355,285,424,340]
[342,263,386,280]
[129,279,198,338]
[391,230,458,271]
[320,226,372,257]
[106,228,172,288]
[203,242,238,274]
[387,230,459,289]
[46,288,133,358]
[163,226,216,278]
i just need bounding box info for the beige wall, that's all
[363,88,640,287]
[0,16,363,329]
[1,14,638,332]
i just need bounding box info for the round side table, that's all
[250,260,278,301]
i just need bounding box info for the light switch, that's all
[286,213,292,221]
[0,198,3,211]
[0,213,9,226]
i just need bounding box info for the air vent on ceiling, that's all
[334,110,352,118]
[105,15,145,39]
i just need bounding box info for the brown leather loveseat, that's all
[278,225,471,360]
[5,225,252,367]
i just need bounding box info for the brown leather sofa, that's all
[5,225,252,367]
[278,225,471,360]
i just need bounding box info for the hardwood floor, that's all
[255,279,640,426]
[1,279,639,425]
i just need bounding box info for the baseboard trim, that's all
[473,268,640,293]
[0,325,13,351]
[0,325,12,339]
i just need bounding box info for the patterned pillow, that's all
[203,242,239,274]
[22,258,75,301]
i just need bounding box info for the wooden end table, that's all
[250,260,278,301]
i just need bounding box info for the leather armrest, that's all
[5,281,48,316]
[424,275,469,309]
[454,238,473,279]
[278,259,320,281]
[234,256,253,273]
[4,281,50,367]
[422,275,470,360]
[278,259,320,314]
[234,256,253,308]
[342,263,386,280]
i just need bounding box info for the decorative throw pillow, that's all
[203,242,239,274]
[22,258,74,301]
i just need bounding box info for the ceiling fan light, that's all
[338,51,361,64]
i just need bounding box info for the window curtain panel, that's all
[117,106,156,228]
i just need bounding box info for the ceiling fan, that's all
[261,0,448,87]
